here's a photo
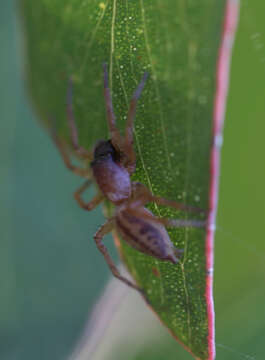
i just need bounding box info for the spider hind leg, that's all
[94,218,147,299]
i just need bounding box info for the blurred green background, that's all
[1,1,265,359]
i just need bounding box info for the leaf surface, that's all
[21,1,230,358]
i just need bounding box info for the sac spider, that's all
[52,64,205,297]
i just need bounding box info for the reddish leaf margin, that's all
[206,0,239,359]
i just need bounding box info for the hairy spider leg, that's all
[74,179,104,210]
[124,72,149,170]
[74,180,147,298]
[94,218,146,297]
[129,182,206,228]
[131,182,205,215]
[126,206,206,229]
[50,128,89,178]
[103,63,124,151]
[66,77,93,160]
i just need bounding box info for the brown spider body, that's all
[52,64,205,297]
[91,140,179,264]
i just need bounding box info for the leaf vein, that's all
[139,0,172,172]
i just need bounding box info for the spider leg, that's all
[102,64,124,150]
[123,72,148,172]
[51,129,89,177]
[131,182,206,215]
[66,78,93,160]
[74,180,104,211]
[94,219,145,296]
[126,206,206,229]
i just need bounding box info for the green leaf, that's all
[21,1,228,358]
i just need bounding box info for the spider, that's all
[52,64,205,298]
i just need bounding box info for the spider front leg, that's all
[51,129,89,178]
[102,64,124,151]
[94,219,145,297]
[66,78,93,160]
[123,72,148,172]
[74,179,104,211]
[103,64,148,174]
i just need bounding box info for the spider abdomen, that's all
[116,208,179,264]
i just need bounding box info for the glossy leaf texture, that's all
[21,1,228,359]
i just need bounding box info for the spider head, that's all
[91,140,120,165]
